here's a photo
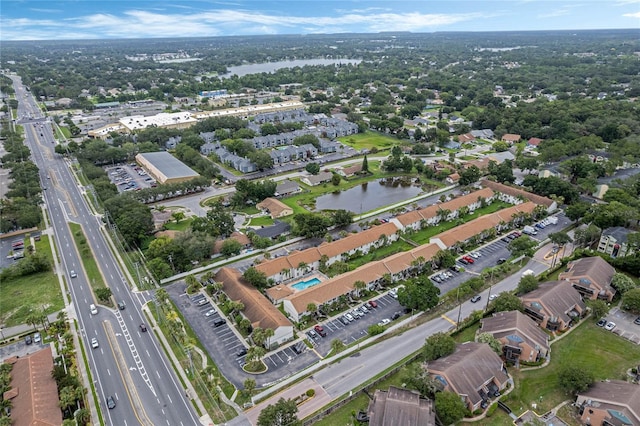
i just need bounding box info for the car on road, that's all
[139,323,147,332]
[604,321,616,331]
[25,335,33,345]
[205,309,216,317]
[378,318,391,326]
[91,338,99,349]
[117,302,126,310]
[368,300,378,308]
[70,270,77,278]
[470,295,482,303]
[489,294,498,301]
[635,317,640,325]
[89,304,98,315]
[33,332,41,343]
[106,396,116,410]
[596,318,607,327]
[314,325,327,337]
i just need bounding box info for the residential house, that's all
[253,221,291,240]
[463,157,492,173]
[367,386,436,426]
[481,179,557,212]
[479,311,550,365]
[214,268,293,347]
[576,380,640,426]
[427,342,510,412]
[212,232,251,254]
[527,137,543,148]
[165,136,181,149]
[275,180,301,197]
[559,257,616,302]
[430,202,537,250]
[319,139,340,153]
[337,163,363,177]
[301,171,333,186]
[521,281,586,331]
[458,133,476,143]
[597,227,636,258]
[501,133,521,144]
[200,141,219,155]
[3,346,63,426]
[471,129,495,140]
[446,173,460,184]
[256,197,293,219]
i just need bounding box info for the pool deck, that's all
[265,273,327,303]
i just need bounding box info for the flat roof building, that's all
[135,152,200,184]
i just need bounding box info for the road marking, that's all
[441,314,457,326]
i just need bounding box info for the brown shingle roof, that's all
[559,256,615,296]
[6,346,63,426]
[480,311,549,354]
[481,179,554,207]
[256,197,292,218]
[502,133,521,142]
[578,380,640,424]
[212,232,251,253]
[428,342,509,408]
[254,256,294,277]
[367,386,435,426]
[214,267,291,330]
[317,222,398,259]
[521,281,586,324]
[434,202,536,248]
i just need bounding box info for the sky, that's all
[1,0,639,41]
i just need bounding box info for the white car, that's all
[89,304,98,315]
[91,337,99,349]
[489,294,498,301]
[378,318,391,326]
[604,321,616,331]
[33,332,41,343]
[469,252,479,259]
[205,309,216,317]
[70,270,77,278]
[345,313,355,322]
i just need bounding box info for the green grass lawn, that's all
[504,320,640,415]
[69,223,108,297]
[247,215,274,227]
[347,240,415,269]
[337,131,397,152]
[163,218,193,232]
[0,235,63,327]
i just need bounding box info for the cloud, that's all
[622,11,640,17]
[0,7,486,40]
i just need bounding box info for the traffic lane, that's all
[312,294,403,356]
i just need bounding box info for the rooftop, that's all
[135,152,199,180]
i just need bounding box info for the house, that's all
[367,386,435,426]
[458,133,476,143]
[521,281,586,331]
[471,129,495,140]
[446,172,460,184]
[559,257,616,302]
[212,232,251,254]
[527,137,543,148]
[301,171,333,186]
[275,180,301,197]
[337,163,363,177]
[463,157,492,173]
[214,268,293,347]
[3,346,63,426]
[253,221,291,240]
[427,342,510,412]
[501,133,521,144]
[256,198,293,219]
[479,311,550,365]
[481,179,557,212]
[597,227,636,258]
[576,380,640,426]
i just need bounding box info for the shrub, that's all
[486,402,498,417]
[306,389,315,397]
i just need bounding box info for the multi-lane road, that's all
[10,76,201,426]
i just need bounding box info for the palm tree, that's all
[252,327,266,347]
[297,262,308,275]
[459,205,470,218]
[330,339,345,355]
[264,328,274,350]
[229,301,245,320]
[353,280,366,299]
[245,346,266,371]
[306,303,317,318]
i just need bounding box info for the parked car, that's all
[634,317,640,325]
[604,321,616,331]
[497,258,507,265]
[432,275,442,283]
[213,319,226,327]
[463,256,475,264]
[468,252,479,259]
[360,304,369,313]
[33,332,41,343]
[459,258,469,265]
[378,318,391,326]
[314,325,327,337]
[345,313,355,322]
[205,309,216,317]
[391,312,402,320]
[596,318,607,327]
[236,348,247,357]
[25,335,33,345]
[470,295,481,303]
[368,300,378,308]
[307,330,319,340]
[450,265,462,272]
[339,316,349,325]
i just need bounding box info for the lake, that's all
[315,180,423,213]
[220,58,361,78]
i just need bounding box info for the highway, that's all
[10,76,201,426]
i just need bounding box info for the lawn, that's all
[337,131,397,152]
[0,235,64,327]
[247,215,274,227]
[163,217,193,232]
[69,223,107,297]
[347,239,415,269]
[503,320,640,415]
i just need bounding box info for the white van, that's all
[89,304,98,315]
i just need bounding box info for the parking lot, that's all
[306,293,404,357]
[106,164,156,193]
[601,307,640,345]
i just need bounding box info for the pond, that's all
[220,58,361,78]
[314,179,424,213]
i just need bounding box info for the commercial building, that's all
[135,152,200,184]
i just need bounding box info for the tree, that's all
[549,232,572,247]
[508,236,538,260]
[293,213,332,238]
[243,267,268,289]
[622,288,640,314]
[492,292,523,312]
[95,287,112,303]
[611,273,637,295]
[362,154,369,173]
[435,391,467,425]
[171,211,185,224]
[243,378,256,396]
[330,338,345,355]
[248,150,273,170]
[433,250,456,269]
[257,398,301,426]
[477,333,502,355]
[305,162,320,175]
[402,363,441,398]
[517,275,539,295]
[331,173,341,186]
[221,239,242,257]
[398,276,440,312]
[587,299,609,320]
[565,202,591,222]
[331,209,353,228]
[423,332,456,361]
[558,365,594,395]
[459,165,481,186]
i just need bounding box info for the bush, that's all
[306,389,315,397]
[486,402,498,417]
[368,324,386,336]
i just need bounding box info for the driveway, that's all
[602,307,640,345]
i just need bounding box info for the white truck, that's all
[547,216,558,225]
[523,225,537,235]
[522,269,535,277]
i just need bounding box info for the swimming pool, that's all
[291,277,321,291]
